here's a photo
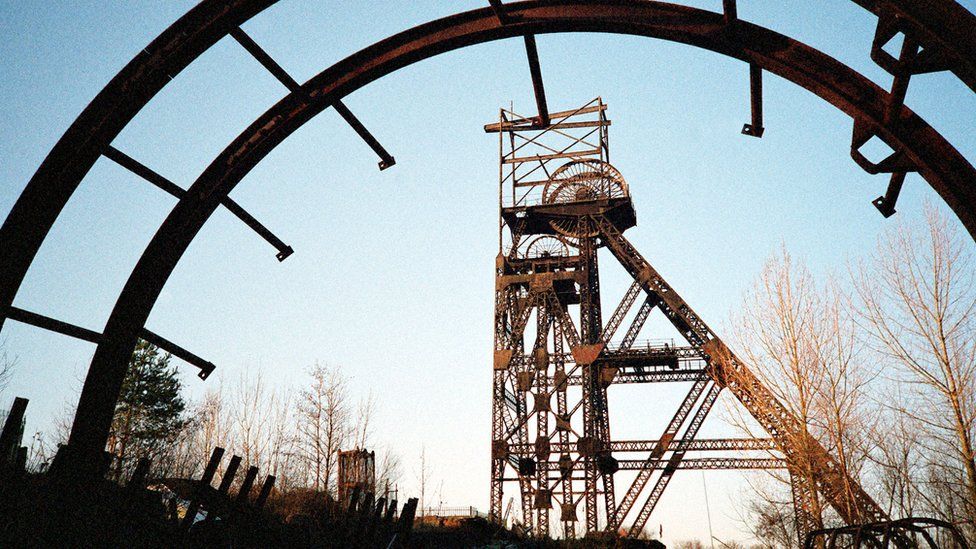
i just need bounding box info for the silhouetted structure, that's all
[338,448,376,503]
[485,99,885,540]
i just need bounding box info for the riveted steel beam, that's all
[523,34,550,127]
[103,145,293,261]
[6,306,215,379]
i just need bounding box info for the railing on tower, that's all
[486,97,611,253]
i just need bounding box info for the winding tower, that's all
[485,99,886,540]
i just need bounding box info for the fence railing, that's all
[418,506,487,518]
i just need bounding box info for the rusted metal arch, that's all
[2,1,975,337]
[0,0,274,336]
[851,0,976,92]
[0,1,973,471]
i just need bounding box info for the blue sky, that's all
[1,0,974,543]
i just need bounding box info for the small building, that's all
[337,448,375,502]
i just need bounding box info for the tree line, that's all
[22,358,401,509]
[732,206,976,547]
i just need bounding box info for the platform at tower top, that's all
[500,196,636,239]
[489,97,637,243]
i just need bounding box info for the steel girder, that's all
[0,1,973,473]
[0,0,274,336]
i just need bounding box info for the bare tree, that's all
[375,446,403,500]
[809,279,876,513]
[855,206,976,526]
[352,391,376,450]
[0,344,15,396]
[867,384,926,519]
[742,489,798,549]
[733,249,875,534]
[732,248,828,530]
[416,444,433,512]
[158,384,234,479]
[233,370,274,470]
[296,363,349,495]
[264,388,298,490]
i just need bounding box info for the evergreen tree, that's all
[107,340,188,480]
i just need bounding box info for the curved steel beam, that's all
[2,1,973,339]
[0,0,275,334]
[59,1,976,469]
[852,0,976,92]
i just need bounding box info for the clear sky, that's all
[1,0,974,544]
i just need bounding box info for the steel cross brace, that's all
[6,305,215,379]
[628,383,723,536]
[102,145,293,261]
[602,280,642,345]
[608,373,711,531]
[230,27,395,170]
[506,437,777,454]
[593,214,888,527]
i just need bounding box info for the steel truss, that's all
[485,101,883,541]
[0,0,972,519]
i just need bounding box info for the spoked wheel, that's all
[542,160,628,205]
[522,235,571,258]
[547,217,597,240]
[541,160,627,240]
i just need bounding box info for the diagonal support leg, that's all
[523,34,550,127]
[593,214,887,527]
[230,27,395,170]
[628,384,723,536]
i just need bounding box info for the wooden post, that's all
[254,474,275,509]
[353,491,374,544]
[203,455,241,523]
[216,455,242,495]
[393,498,419,548]
[366,496,386,548]
[14,446,27,473]
[0,397,28,467]
[236,465,259,503]
[128,457,151,489]
[182,447,223,530]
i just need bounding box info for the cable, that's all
[702,470,715,549]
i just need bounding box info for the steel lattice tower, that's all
[485,99,886,540]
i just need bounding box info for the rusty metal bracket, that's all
[231,27,395,170]
[873,171,906,218]
[330,100,397,170]
[103,145,293,261]
[870,11,954,80]
[141,329,216,379]
[523,34,550,127]
[6,305,216,379]
[850,117,917,175]
[488,0,511,25]
[741,63,764,138]
[6,306,102,343]
[857,21,922,219]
